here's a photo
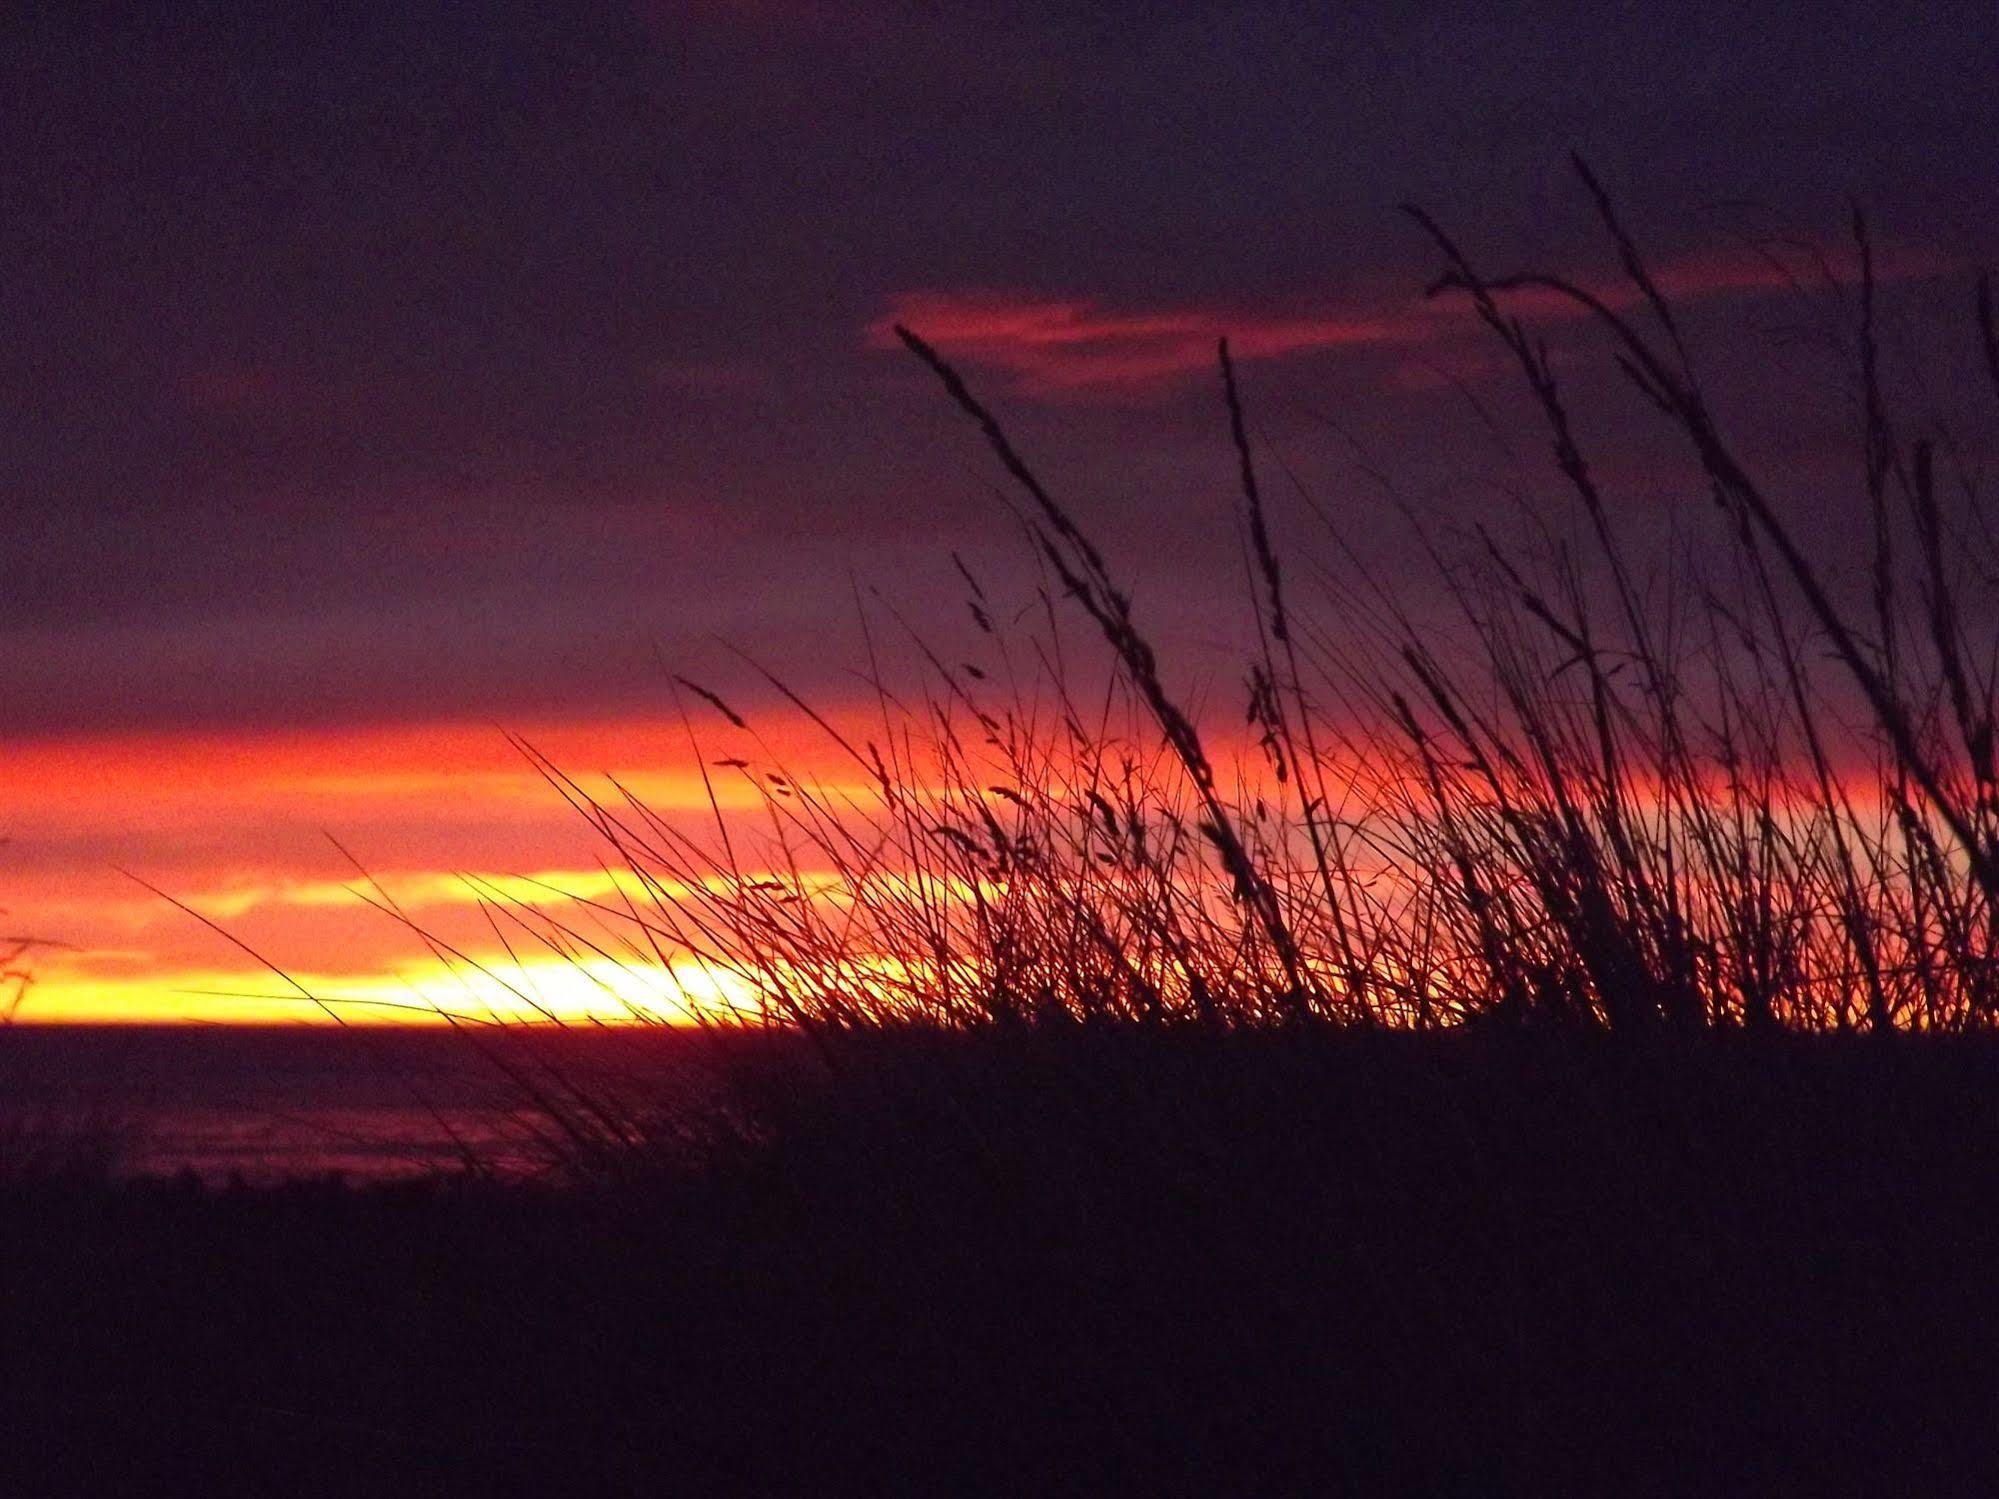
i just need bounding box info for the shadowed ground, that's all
[8,1030,1999,1496]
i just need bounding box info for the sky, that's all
[6,0,1998,1021]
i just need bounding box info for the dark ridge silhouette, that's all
[9,1031,1999,1495]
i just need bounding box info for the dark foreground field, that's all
[8,1029,1999,1497]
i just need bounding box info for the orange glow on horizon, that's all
[4,694,1930,1026]
[2,708,894,1026]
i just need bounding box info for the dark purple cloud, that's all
[4,0,1996,736]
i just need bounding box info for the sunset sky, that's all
[8,0,1998,1021]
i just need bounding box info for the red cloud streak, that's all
[872,245,1952,398]
[872,292,1419,396]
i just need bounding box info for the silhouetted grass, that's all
[461,162,1999,1092]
